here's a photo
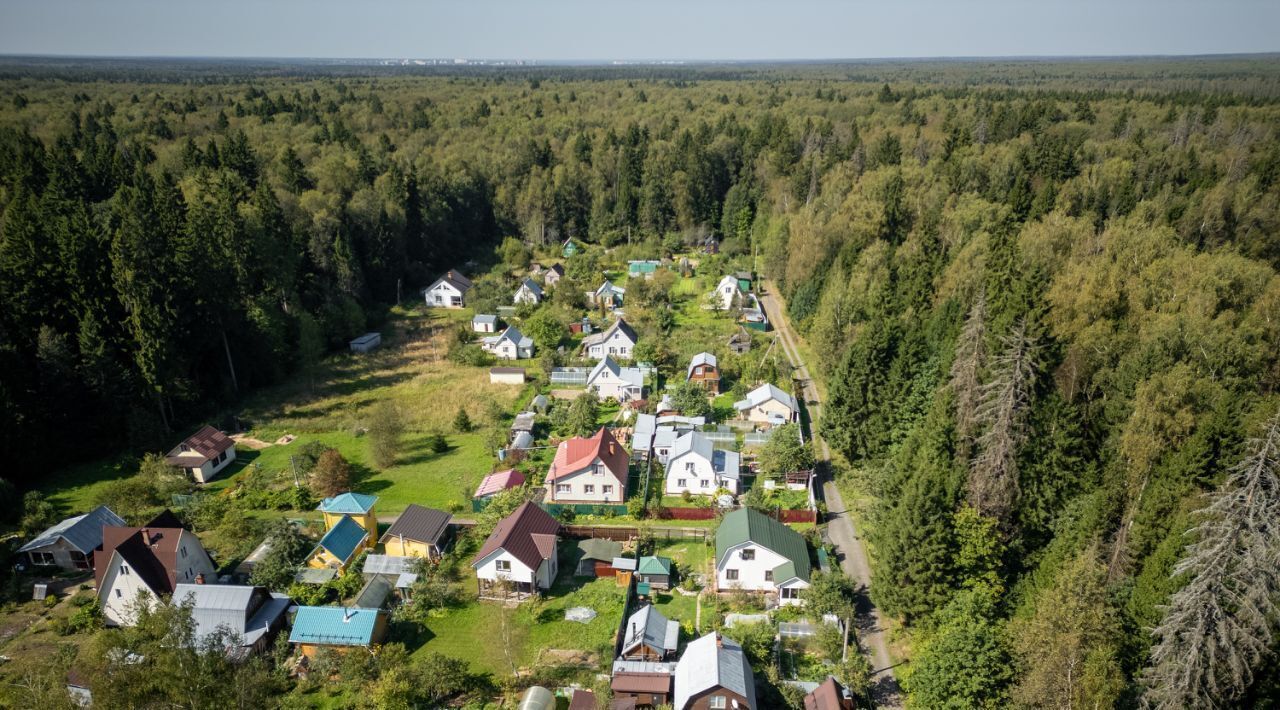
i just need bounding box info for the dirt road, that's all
[759,281,903,708]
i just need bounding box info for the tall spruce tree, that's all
[1141,410,1280,709]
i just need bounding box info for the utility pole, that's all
[289,456,300,487]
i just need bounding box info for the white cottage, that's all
[165,425,237,483]
[714,507,810,605]
[710,275,744,310]
[580,318,638,361]
[587,356,644,402]
[734,383,799,426]
[513,277,544,305]
[664,431,741,496]
[423,269,472,308]
[471,502,560,599]
[484,326,535,360]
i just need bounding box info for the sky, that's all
[0,0,1276,61]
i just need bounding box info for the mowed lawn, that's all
[41,306,531,517]
[408,574,627,676]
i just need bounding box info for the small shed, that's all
[637,555,674,590]
[490,367,526,385]
[511,411,536,434]
[576,538,623,577]
[613,556,638,587]
[473,314,499,333]
[349,332,381,354]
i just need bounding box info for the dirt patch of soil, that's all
[230,433,282,450]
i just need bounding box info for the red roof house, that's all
[547,427,629,504]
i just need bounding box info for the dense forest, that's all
[2,57,1280,707]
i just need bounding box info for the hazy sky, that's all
[0,0,1276,60]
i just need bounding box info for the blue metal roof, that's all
[317,492,378,514]
[317,516,367,564]
[289,606,382,646]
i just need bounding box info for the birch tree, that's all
[1140,410,1280,709]
[967,318,1038,523]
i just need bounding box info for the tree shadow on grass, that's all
[387,619,435,653]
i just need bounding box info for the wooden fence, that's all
[562,524,711,543]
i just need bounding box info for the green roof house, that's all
[715,507,811,605]
[637,555,674,589]
[628,260,661,278]
[562,238,581,258]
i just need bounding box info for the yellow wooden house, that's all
[378,504,452,560]
[317,492,379,546]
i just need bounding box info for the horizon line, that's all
[2,51,1278,64]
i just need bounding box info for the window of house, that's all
[764,570,773,582]
[120,564,130,575]
[782,587,798,599]
[584,485,595,494]
[725,569,738,581]
[685,462,695,472]
[70,551,89,569]
[594,464,604,476]
[30,551,55,565]
[180,546,187,559]
[741,549,755,561]
[556,484,571,494]
[709,697,727,709]
[496,560,511,572]
[702,479,711,488]
[677,479,687,487]
[115,589,122,598]
[603,485,614,495]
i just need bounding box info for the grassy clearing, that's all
[43,306,527,517]
[407,572,626,676]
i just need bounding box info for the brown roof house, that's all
[471,501,560,600]
[804,676,855,710]
[95,519,217,626]
[379,504,452,561]
[165,425,236,483]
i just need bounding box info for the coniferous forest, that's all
[2,57,1280,707]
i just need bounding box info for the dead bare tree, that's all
[950,289,988,453]
[1140,411,1280,709]
[967,317,1038,523]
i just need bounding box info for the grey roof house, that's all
[620,603,679,662]
[19,505,125,571]
[673,632,757,710]
[172,583,290,657]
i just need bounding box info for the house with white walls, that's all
[714,507,810,606]
[664,431,741,496]
[471,501,560,600]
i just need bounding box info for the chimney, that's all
[195,573,205,585]
[343,607,354,623]
[716,633,723,649]
[141,529,152,546]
